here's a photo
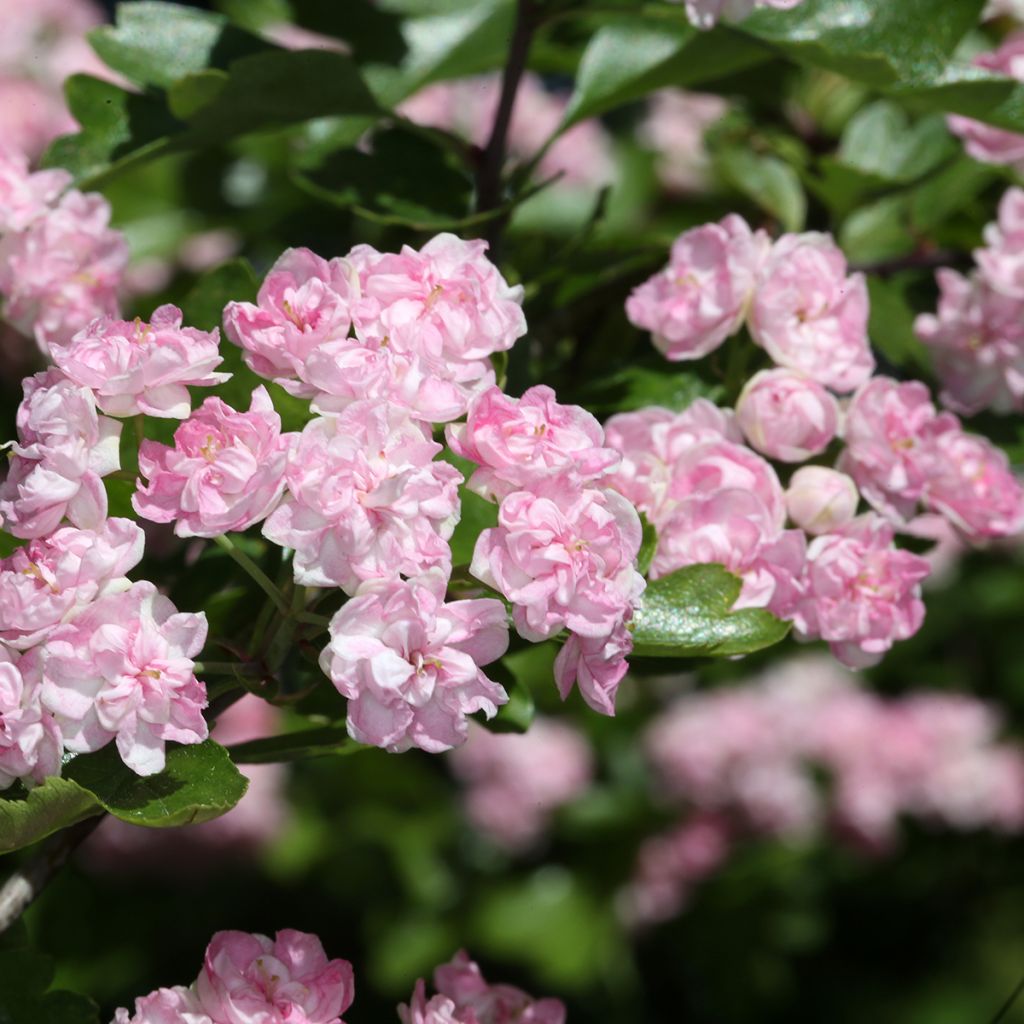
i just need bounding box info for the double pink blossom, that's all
[113,986,213,1024]
[263,403,461,592]
[977,187,1024,300]
[735,368,839,462]
[37,581,208,776]
[52,305,227,418]
[400,951,565,1024]
[553,621,634,716]
[446,384,619,500]
[749,232,873,392]
[948,35,1024,171]
[793,515,930,668]
[0,517,143,649]
[319,574,509,753]
[134,386,294,538]
[626,214,768,360]
[0,147,70,232]
[0,646,62,790]
[0,188,128,353]
[471,484,645,643]
[0,369,122,538]
[195,930,355,1024]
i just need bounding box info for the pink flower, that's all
[400,952,566,1024]
[785,466,859,535]
[195,929,354,1024]
[948,36,1024,170]
[0,188,128,353]
[638,90,729,194]
[651,488,806,618]
[749,232,873,392]
[914,268,1024,415]
[735,368,839,462]
[319,574,509,753]
[626,214,768,361]
[113,987,212,1024]
[604,401,739,521]
[553,621,634,716]
[134,386,294,538]
[926,430,1024,540]
[471,485,645,642]
[837,376,956,523]
[793,514,930,668]
[262,403,461,592]
[52,305,228,418]
[0,646,62,790]
[223,246,355,394]
[38,581,208,776]
[683,0,804,28]
[0,146,70,232]
[0,369,122,538]
[446,384,619,500]
[977,187,1024,299]
[450,719,593,850]
[0,517,143,649]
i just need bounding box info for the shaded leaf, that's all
[449,488,498,567]
[716,147,807,232]
[0,779,100,856]
[631,563,790,658]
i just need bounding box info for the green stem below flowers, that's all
[212,534,290,617]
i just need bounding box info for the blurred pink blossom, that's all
[638,90,729,193]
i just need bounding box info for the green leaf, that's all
[867,275,931,373]
[631,563,790,658]
[839,194,914,265]
[580,365,724,415]
[89,1,271,89]
[637,514,657,578]
[449,488,498,567]
[168,69,229,120]
[228,726,364,764]
[716,147,807,232]
[483,665,536,735]
[0,779,101,856]
[181,258,259,331]
[62,740,248,828]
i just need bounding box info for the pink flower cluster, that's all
[400,72,615,190]
[0,149,128,353]
[449,719,594,851]
[916,187,1024,415]
[682,0,805,28]
[114,933,565,1024]
[625,656,1024,924]
[400,951,565,1024]
[225,234,526,424]
[627,216,874,391]
[455,386,645,715]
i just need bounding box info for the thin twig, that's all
[212,534,290,617]
[991,972,1024,1024]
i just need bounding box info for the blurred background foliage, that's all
[4,0,1024,1021]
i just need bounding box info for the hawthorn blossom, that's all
[263,403,461,592]
[319,574,509,753]
[749,231,873,392]
[400,952,565,1024]
[626,214,768,360]
[0,188,128,352]
[450,719,594,850]
[785,466,859,535]
[683,0,804,29]
[134,386,294,538]
[113,987,213,1024]
[446,384,619,500]
[977,187,1024,299]
[223,246,355,394]
[0,369,121,538]
[638,89,729,193]
[0,147,70,232]
[793,515,930,668]
[52,305,228,418]
[0,646,62,790]
[38,581,208,776]
[471,485,645,643]
[553,621,634,716]
[195,930,354,1024]
[0,517,143,649]
[948,35,1024,171]
[735,368,839,462]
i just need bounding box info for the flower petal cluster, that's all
[264,402,461,592]
[400,951,566,1024]
[52,304,228,418]
[0,369,122,538]
[114,987,213,1024]
[134,386,294,538]
[0,146,70,231]
[792,515,930,668]
[319,574,509,753]
[0,517,143,648]
[37,580,208,775]
[0,645,62,790]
